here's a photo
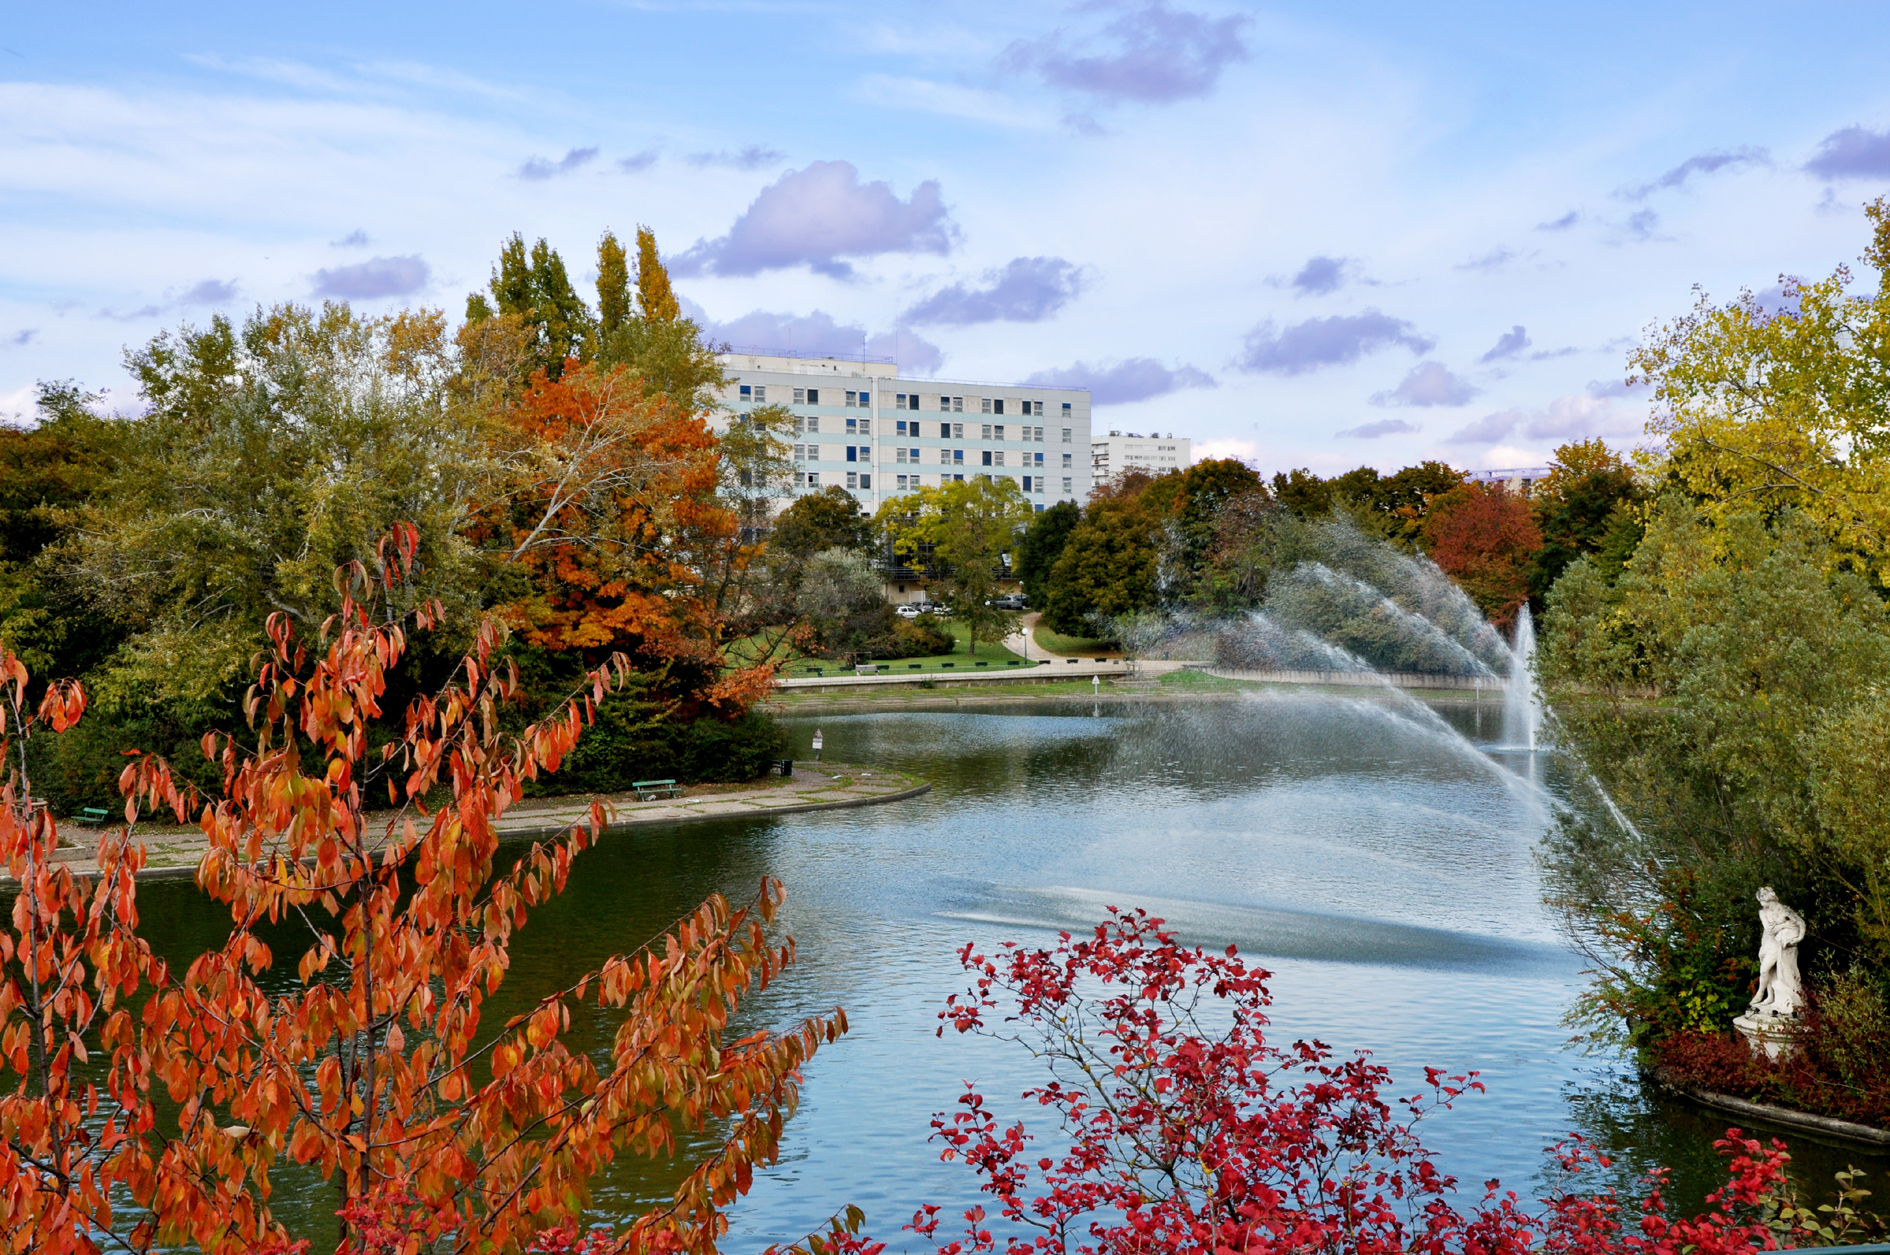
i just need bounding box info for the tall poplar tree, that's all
[596,229,631,335]
[472,233,595,379]
[636,225,681,322]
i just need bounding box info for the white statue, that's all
[1748,886,1806,1019]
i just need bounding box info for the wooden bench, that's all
[77,806,112,825]
[631,779,682,801]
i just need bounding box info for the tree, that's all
[472,234,596,381]
[1630,195,1890,582]
[636,226,681,323]
[594,231,725,415]
[1009,499,1078,609]
[796,547,895,663]
[1199,488,1276,611]
[1418,482,1543,631]
[1269,467,1335,517]
[1041,489,1158,636]
[1529,440,1645,598]
[878,478,1033,657]
[595,230,631,337]
[62,304,488,705]
[0,535,851,1254]
[771,486,876,560]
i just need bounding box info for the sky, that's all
[4,0,1889,475]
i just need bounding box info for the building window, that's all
[755,385,767,403]
[847,471,858,489]
[739,385,752,401]
[1034,401,1045,416]
[895,419,907,436]
[939,395,962,412]
[895,447,907,465]
[1062,477,1073,494]
[1061,427,1072,443]
[844,390,859,407]
[1062,402,1072,416]
[1034,426,1044,441]
[908,395,920,410]
[1062,452,1072,468]
[847,446,859,462]
[994,424,1005,440]
[807,388,819,405]
[804,416,819,434]
[1033,452,1044,467]
[806,472,820,487]
[993,399,1005,416]
[895,474,908,490]
[792,444,805,462]
[859,473,871,489]
[980,398,992,414]
[953,396,963,412]
[980,424,991,440]
[793,387,806,404]
[1022,475,1032,492]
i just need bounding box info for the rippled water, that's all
[130,691,1889,1246]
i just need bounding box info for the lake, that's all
[130,689,1885,1247]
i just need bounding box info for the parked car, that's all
[993,594,1027,611]
[896,603,923,619]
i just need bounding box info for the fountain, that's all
[1503,604,1540,752]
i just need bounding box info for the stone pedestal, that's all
[1733,1011,1796,1061]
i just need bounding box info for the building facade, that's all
[1090,431,1192,486]
[712,352,1092,513]
[1466,466,1552,496]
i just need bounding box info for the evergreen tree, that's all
[475,233,596,379]
[1014,500,1079,608]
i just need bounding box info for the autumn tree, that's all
[596,229,632,337]
[1011,500,1078,610]
[878,478,1034,656]
[1631,194,1890,582]
[1,533,852,1254]
[468,233,595,380]
[1418,482,1542,631]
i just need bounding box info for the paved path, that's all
[16,762,927,883]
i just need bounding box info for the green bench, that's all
[632,779,682,801]
[77,806,113,825]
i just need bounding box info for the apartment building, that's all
[1466,466,1552,496]
[1090,430,1192,485]
[713,352,1093,512]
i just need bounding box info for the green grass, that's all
[770,618,1033,677]
[1030,623,1116,657]
[1157,667,1252,691]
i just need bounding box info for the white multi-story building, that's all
[1090,430,1192,486]
[712,352,1092,513]
[1466,466,1552,496]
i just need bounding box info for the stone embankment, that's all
[11,762,928,884]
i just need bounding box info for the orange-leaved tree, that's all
[479,360,774,718]
[1419,481,1544,631]
[2,525,848,1254]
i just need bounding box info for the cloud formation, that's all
[1625,145,1769,199]
[1455,247,1516,273]
[331,229,369,247]
[1805,126,1890,179]
[179,279,239,305]
[672,160,955,279]
[617,149,659,173]
[517,147,597,180]
[1479,325,1530,363]
[1537,211,1580,231]
[1237,310,1433,376]
[1335,418,1419,439]
[1448,390,1645,444]
[706,308,943,374]
[7,330,36,346]
[686,145,784,170]
[1371,361,1478,407]
[312,255,430,299]
[1002,1,1251,103]
[1290,255,1347,295]
[1022,357,1215,406]
[901,256,1086,326]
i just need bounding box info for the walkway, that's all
[16,762,928,883]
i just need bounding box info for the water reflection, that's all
[124,692,1888,1246]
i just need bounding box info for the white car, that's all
[896,603,929,619]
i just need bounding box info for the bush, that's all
[891,614,953,656]
[526,700,786,795]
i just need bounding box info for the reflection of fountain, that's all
[1503,604,1540,752]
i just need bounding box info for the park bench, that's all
[77,806,112,825]
[631,779,682,802]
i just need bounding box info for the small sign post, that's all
[812,730,824,761]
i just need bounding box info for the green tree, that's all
[1013,499,1079,608]
[594,228,725,414]
[64,304,488,704]
[772,485,876,559]
[1270,468,1335,517]
[1528,440,1645,598]
[596,229,631,336]
[879,477,1033,656]
[470,233,596,379]
[1042,488,1159,635]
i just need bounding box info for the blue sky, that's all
[4,1,1889,474]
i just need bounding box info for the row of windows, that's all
[736,383,1078,420]
[794,445,1067,469]
[797,471,1075,495]
[892,421,1071,443]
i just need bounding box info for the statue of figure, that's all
[1748,887,1806,1019]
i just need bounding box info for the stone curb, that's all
[8,777,931,886]
[1648,1066,1890,1147]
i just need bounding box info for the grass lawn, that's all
[767,618,1036,678]
[1030,622,1117,657]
